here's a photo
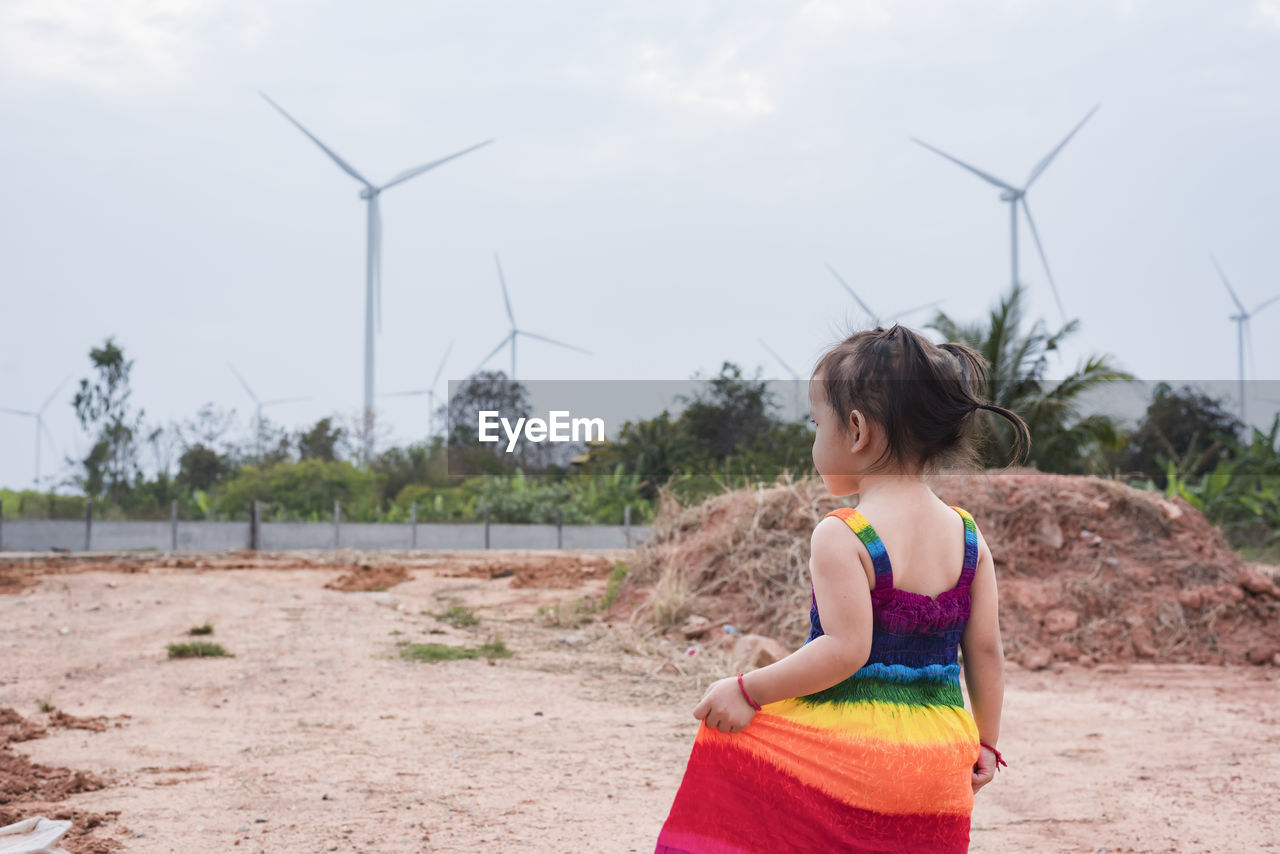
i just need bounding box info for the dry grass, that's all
[620,473,836,647]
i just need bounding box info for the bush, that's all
[212,459,383,521]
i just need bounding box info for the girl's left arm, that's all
[741,517,873,706]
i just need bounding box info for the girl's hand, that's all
[692,676,757,734]
[971,745,998,793]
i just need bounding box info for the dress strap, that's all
[823,507,894,590]
[950,506,979,590]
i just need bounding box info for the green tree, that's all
[177,444,234,493]
[1123,383,1242,487]
[677,362,779,461]
[72,337,145,503]
[928,282,1134,473]
[297,417,345,462]
[446,371,534,475]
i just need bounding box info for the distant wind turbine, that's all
[911,104,1100,325]
[823,264,944,327]
[228,364,309,454]
[758,338,802,421]
[470,253,592,380]
[260,91,493,463]
[1,375,70,488]
[1211,254,1280,424]
[381,340,455,439]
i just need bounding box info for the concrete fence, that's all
[0,499,650,553]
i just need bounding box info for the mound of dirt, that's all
[0,566,37,595]
[324,564,411,592]
[441,553,616,589]
[0,708,123,851]
[615,472,1280,668]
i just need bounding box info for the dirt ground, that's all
[1,550,1277,853]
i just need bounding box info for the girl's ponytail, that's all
[972,401,1031,468]
[939,342,1032,468]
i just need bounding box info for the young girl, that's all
[654,323,1029,854]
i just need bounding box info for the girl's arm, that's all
[741,517,873,706]
[959,530,1004,747]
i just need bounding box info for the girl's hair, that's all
[810,323,1031,473]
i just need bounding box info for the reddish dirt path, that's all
[0,552,1277,853]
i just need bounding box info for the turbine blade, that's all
[1252,293,1280,316]
[1020,197,1067,323]
[259,91,373,188]
[39,418,57,453]
[0,408,36,417]
[430,340,455,389]
[494,253,516,327]
[379,139,495,192]
[517,330,591,355]
[888,299,945,322]
[1025,104,1100,188]
[1210,254,1247,315]
[824,263,879,324]
[228,363,259,404]
[909,137,1018,192]
[38,374,73,415]
[758,338,797,378]
[381,389,430,398]
[262,396,310,407]
[472,334,513,375]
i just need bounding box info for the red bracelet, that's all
[737,673,762,711]
[980,741,1007,770]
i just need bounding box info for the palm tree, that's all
[928,282,1134,473]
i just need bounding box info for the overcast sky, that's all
[3,0,1279,491]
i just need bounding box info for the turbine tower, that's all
[1,375,70,488]
[470,253,592,380]
[1211,254,1280,424]
[758,338,802,422]
[261,92,493,463]
[382,340,455,439]
[824,264,943,326]
[911,105,1100,325]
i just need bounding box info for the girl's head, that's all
[808,323,1030,495]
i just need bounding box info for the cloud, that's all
[0,0,275,94]
[1252,0,1280,28]
[622,40,775,117]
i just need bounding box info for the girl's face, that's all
[809,377,862,496]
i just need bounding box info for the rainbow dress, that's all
[655,506,982,854]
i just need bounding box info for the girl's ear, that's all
[848,409,867,453]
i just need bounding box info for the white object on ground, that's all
[0,816,72,854]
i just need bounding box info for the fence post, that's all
[84,500,92,552]
[483,505,490,550]
[556,506,562,550]
[333,501,341,549]
[170,499,178,552]
[624,504,631,548]
[410,502,418,550]
[250,500,260,550]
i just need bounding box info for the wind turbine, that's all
[758,338,803,422]
[1211,254,1280,424]
[381,340,455,439]
[911,104,1100,326]
[1,375,70,488]
[470,253,592,380]
[260,91,493,463]
[824,263,944,327]
[228,364,309,455]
